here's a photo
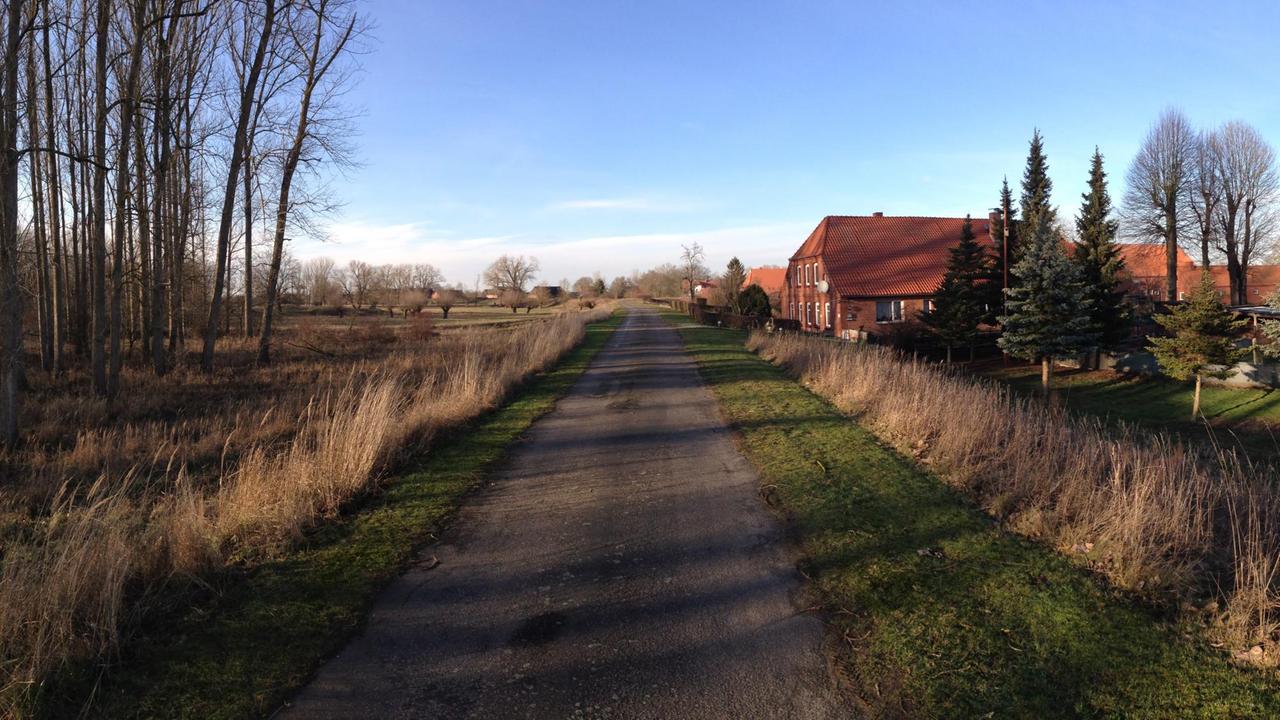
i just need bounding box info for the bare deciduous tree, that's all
[1205,121,1279,304]
[1188,130,1223,269]
[301,256,335,304]
[434,287,461,318]
[203,0,278,373]
[1123,108,1195,302]
[257,0,359,364]
[680,242,707,305]
[484,254,539,294]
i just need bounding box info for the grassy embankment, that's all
[983,363,1280,461]
[664,311,1280,719]
[38,312,625,720]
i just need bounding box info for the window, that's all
[875,300,904,323]
[795,266,801,286]
[813,263,819,286]
[824,302,831,327]
[923,299,936,312]
[805,264,811,286]
[806,303,812,325]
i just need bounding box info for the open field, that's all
[276,298,606,334]
[666,313,1280,717]
[981,363,1280,461]
[0,303,616,717]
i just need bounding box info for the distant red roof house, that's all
[742,266,785,295]
[1114,243,1198,301]
[1207,264,1280,305]
[743,266,785,313]
[782,213,995,338]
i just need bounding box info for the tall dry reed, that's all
[0,305,613,715]
[748,330,1280,657]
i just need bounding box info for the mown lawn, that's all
[666,314,1280,719]
[984,363,1280,462]
[41,312,625,720]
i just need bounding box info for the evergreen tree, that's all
[1147,271,1248,420]
[920,216,995,362]
[1020,129,1056,236]
[991,177,1018,291]
[722,257,748,313]
[740,284,771,317]
[1073,148,1130,363]
[997,221,1100,396]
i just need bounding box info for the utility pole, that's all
[1000,190,1011,366]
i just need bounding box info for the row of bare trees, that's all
[299,256,446,309]
[1124,108,1279,305]
[0,0,364,446]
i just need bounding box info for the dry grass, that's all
[748,330,1280,660]
[0,303,614,715]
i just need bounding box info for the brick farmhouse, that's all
[780,212,1280,340]
[781,213,997,339]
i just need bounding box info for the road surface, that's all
[279,307,848,719]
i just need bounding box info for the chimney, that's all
[871,211,884,218]
[988,210,1001,226]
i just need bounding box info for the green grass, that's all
[984,364,1280,461]
[665,312,1280,719]
[41,312,625,720]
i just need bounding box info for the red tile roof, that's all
[742,266,786,295]
[792,215,994,297]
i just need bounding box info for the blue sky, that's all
[297,0,1280,287]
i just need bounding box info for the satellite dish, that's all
[817,280,829,293]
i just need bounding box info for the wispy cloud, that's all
[546,196,704,213]
[550,198,655,210]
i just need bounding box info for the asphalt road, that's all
[279,307,848,719]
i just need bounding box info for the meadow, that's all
[0,300,614,715]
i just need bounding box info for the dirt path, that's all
[279,307,847,719]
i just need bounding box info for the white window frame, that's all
[825,302,831,327]
[875,299,904,323]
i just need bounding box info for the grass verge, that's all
[981,363,1280,462]
[665,313,1280,719]
[41,312,625,720]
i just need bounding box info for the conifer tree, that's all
[1073,148,1130,364]
[722,257,748,314]
[1147,271,1248,419]
[920,216,995,362]
[740,284,771,316]
[1020,129,1056,236]
[997,221,1100,396]
[991,177,1018,291]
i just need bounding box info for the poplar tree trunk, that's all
[0,0,23,445]
[90,0,109,395]
[202,0,276,373]
[259,5,355,365]
[1192,374,1202,421]
[1041,356,1052,398]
